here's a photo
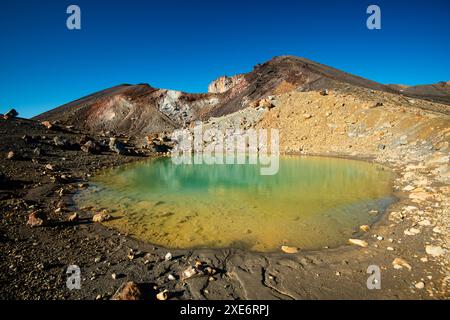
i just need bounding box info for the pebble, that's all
[392,258,412,271]
[182,266,198,279]
[156,289,169,301]
[281,245,299,253]
[168,274,176,281]
[404,228,420,236]
[68,212,79,222]
[360,225,370,232]
[27,211,45,228]
[425,245,445,257]
[414,281,425,289]
[164,252,173,261]
[418,220,431,226]
[92,211,111,223]
[348,239,368,247]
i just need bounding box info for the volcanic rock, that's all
[109,138,127,155]
[53,136,69,148]
[27,211,46,228]
[81,140,101,154]
[111,282,141,300]
[92,211,111,223]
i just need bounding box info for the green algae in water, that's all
[74,156,395,252]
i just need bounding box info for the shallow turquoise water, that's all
[74,156,395,252]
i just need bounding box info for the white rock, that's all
[392,258,412,271]
[414,281,425,289]
[404,228,420,236]
[164,252,173,261]
[425,245,445,257]
[418,220,431,226]
[168,274,176,281]
[182,266,198,279]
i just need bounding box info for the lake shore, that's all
[1,117,448,300]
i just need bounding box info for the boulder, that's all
[53,136,69,148]
[41,121,53,130]
[27,211,46,227]
[109,138,127,155]
[92,211,111,222]
[111,282,141,300]
[258,98,275,109]
[81,140,101,154]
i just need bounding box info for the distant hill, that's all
[34,56,450,138]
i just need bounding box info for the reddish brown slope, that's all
[33,56,450,138]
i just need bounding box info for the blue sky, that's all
[0,0,449,118]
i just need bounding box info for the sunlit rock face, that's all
[208,75,245,94]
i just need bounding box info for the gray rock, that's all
[81,140,101,154]
[109,138,127,155]
[53,136,69,148]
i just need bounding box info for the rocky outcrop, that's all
[208,75,245,94]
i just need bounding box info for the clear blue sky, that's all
[1,0,449,118]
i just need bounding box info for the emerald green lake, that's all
[74,156,395,252]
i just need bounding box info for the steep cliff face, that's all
[207,75,246,94]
